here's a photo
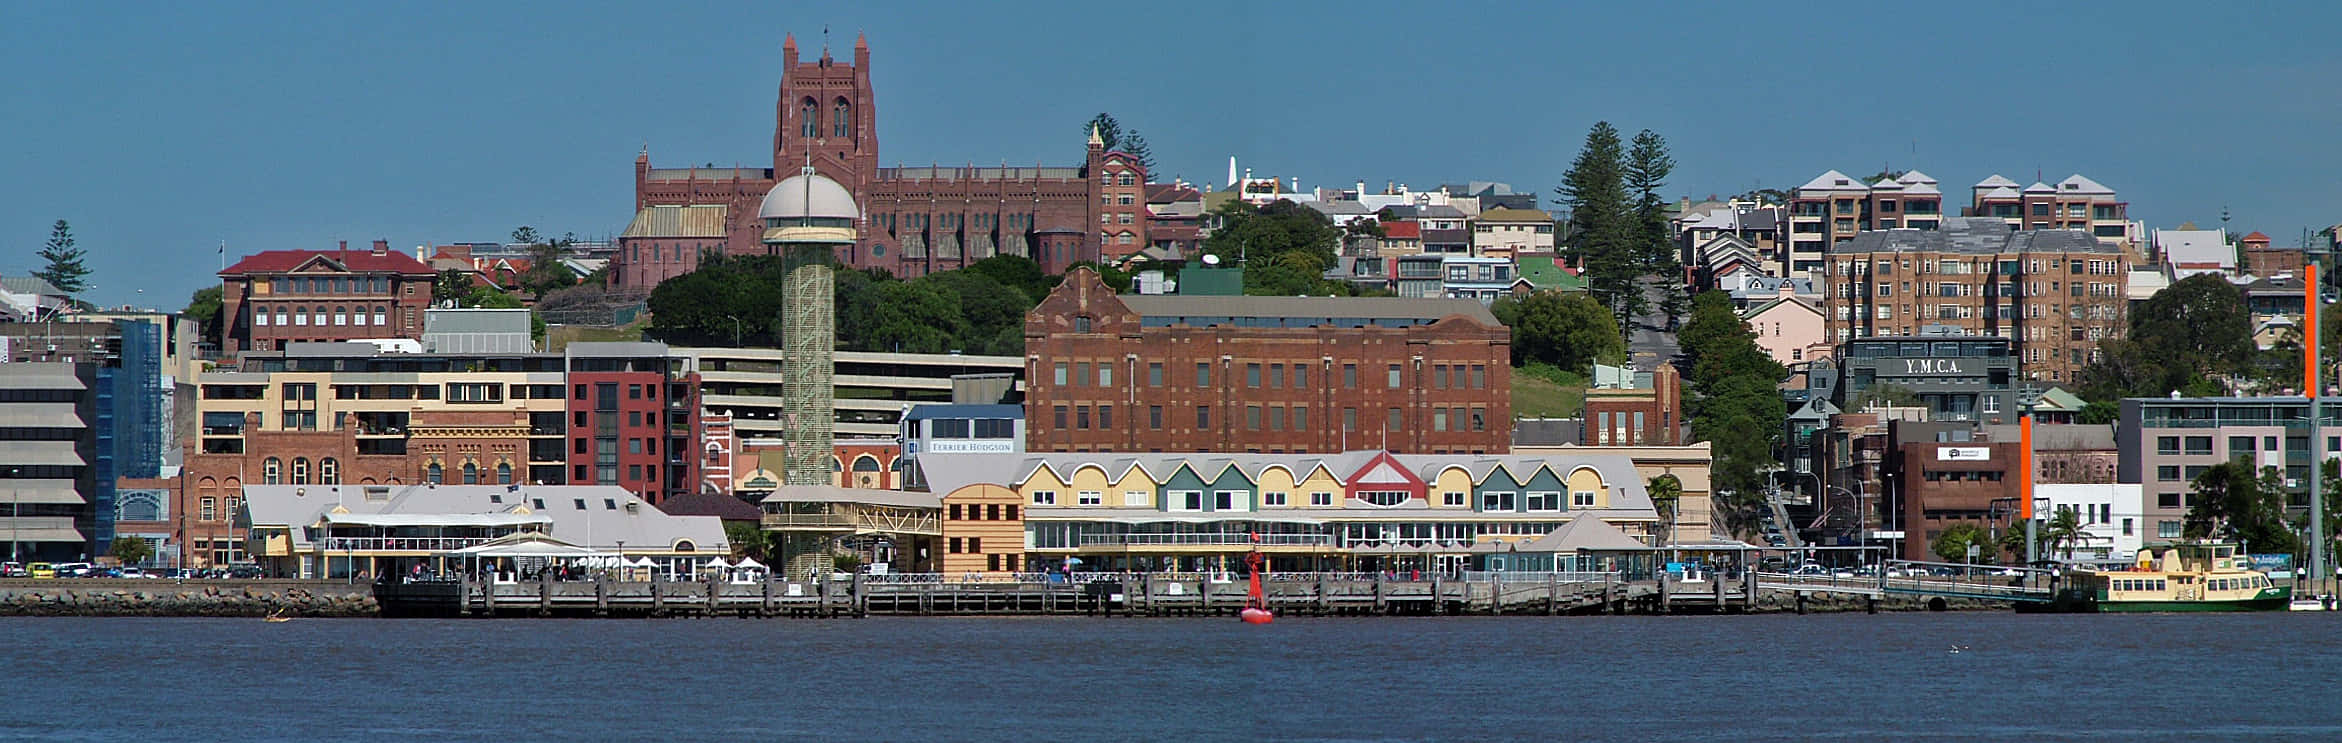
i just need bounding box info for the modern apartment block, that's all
[2116,396,2338,547]
[1023,268,1512,455]
[1833,335,2017,424]
[1821,217,2127,383]
[0,320,164,562]
[187,341,701,533]
[680,347,1023,440]
[1788,170,1946,276]
[1966,174,2134,248]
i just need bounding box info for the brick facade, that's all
[627,34,1136,281]
[218,240,436,355]
[1023,269,1512,454]
[1582,364,1684,446]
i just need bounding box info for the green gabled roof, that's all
[1515,259,1585,291]
[2034,387,2088,413]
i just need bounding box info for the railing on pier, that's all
[321,536,497,552]
[1081,533,1334,547]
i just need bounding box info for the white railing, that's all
[1460,571,1619,584]
[320,536,496,552]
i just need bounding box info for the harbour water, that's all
[7,613,2341,741]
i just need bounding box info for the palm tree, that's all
[1647,475,1683,544]
[2039,509,2091,561]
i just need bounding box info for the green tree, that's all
[2132,273,2254,374]
[966,254,1055,303]
[1555,122,1641,333]
[512,226,580,297]
[433,269,474,305]
[862,280,966,353]
[725,521,771,563]
[1490,291,1624,372]
[1202,199,1342,271]
[1647,474,1683,532]
[1676,291,1786,521]
[109,536,153,566]
[183,286,223,343]
[1625,129,1686,324]
[1848,383,1921,411]
[33,220,89,297]
[1932,522,1993,563]
[1118,129,1155,173]
[2038,508,2092,561]
[2184,460,2297,554]
[1083,113,1122,150]
[918,270,1033,355]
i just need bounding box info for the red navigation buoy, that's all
[1239,542,1273,624]
[1241,607,1274,624]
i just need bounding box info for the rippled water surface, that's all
[5,613,2341,742]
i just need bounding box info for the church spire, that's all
[1088,122,1104,149]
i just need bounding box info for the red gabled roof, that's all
[1382,221,1422,239]
[2242,231,2271,243]
[1145,183,1202,203]
[221,249,433,276]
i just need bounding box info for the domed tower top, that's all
[759,167,859,245]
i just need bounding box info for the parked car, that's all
[0,562,22,578]
[51,562,94,578]
[116,567,146,579]
[28,562,56,579]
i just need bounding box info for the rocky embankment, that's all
[1746,591,2002,613]
[0,579,376,617]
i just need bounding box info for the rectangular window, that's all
[1031,491,1056,505]
[949,537,962,554]
[1098,405,1112,429]
[1471,408,1486,431]
[1267,406,1283,431]
[1526,491,1556,511]
[1471,365,1486,389]
[1247,363,1262,388]
[1572,491,1597,507]
[1292,407,1307,431]
[1343,364,1358,388]
[1481,491,1516,512]
[986,504,1002,521]
[1310,491,1333,506]
[949,504,962,520]
[2156,465,2180,482]
[1075,406,1090,429]
[2121,518,2133,536]
[1268,364,1284,388]
[1078,491,1102,506]
[1196,363,1211,387]
[1196,406,1211,429]
[1343,408,1357,432]
[1054,405,1068,430]
[1442,491,1466,507]
[1263,491,1288,506]
[1435,365,1450,389]
[1054,362,1069,386]
[1149,405,1163,429]
[1388,407,1402,432]
[1387,365,1402,388]
[1293,366,1307,387]
[1246,405,1262,430]
[2158,521,2182,538]
[968,537,981,554]
[2183,436,2213,455]
[2156,436,2180,455]
[1097,365,1112,387]
[1148,362,1163,387]
[987,553,1001,571]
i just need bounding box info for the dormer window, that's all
[1074,315,1093,333]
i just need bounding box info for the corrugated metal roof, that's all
[621,205,729,239]
[0,365,85,390]
[0,276,65,296]
[1119,294,1501,326]
[1476,207,1552,222]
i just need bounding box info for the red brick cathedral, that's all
[619,34,1149,288]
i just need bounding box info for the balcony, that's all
[318,535,498,552]
[761,513,858,530]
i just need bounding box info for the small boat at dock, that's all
[2043,542,2288,613]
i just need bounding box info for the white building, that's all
[2033,483,2146,564]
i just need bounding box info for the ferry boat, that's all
[2044,542,2289,613]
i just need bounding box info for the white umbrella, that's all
[733,556,767,571]
[701,557,734,570]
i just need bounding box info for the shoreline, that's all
[0,578,2014,617]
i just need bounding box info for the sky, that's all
[6,1,2341,310]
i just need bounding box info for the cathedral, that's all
[617,33,1149,289]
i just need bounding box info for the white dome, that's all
[758,171,858,220]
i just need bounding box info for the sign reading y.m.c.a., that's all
[1899,358,1975,375]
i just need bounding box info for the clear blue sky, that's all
[6,1,2339,310]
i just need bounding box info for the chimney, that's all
[338,240,348,253]
[371,239,389,255]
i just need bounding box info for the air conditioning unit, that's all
[2287,478,2304,488]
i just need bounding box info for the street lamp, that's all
[7,467,19,565]
[723,315,743,347]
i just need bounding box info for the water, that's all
[5,613,2340,742]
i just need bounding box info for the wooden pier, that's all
[378,572,1715,618]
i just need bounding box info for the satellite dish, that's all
[1202,254,1222,266]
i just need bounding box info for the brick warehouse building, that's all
[1023,269,1512,454]
[617,33,1145,288]
[217,240,437,355]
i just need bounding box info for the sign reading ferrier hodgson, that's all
[1937,446,1991,461]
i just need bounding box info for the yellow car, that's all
[28,562,55,579]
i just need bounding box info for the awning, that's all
[324,512,551,528]
[1516,518,1654,553]
[445,533,617,559]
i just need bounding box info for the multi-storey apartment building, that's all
[186,341,700,548]
[1788,171,1946,277]
[2116,396,2339,547]
[1024,268,1512,455]
[1966,174,2134,247]
[1821,218,2126,383]
[0,320,164,562]
[217,240,437,356]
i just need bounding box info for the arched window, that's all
[496,462,513,485]
[263,457,282,485]
[292,457,309,485]
[800,97,818,138]
[426,462,443,485]
[852,455,881,472]
[321,457,339,485]
[833,98,851,138]
[462,461,479,484]
[674,540,697,553]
